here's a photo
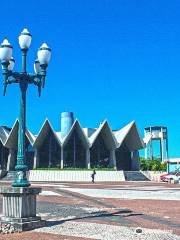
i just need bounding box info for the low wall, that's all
[29,170,125,182]
[141,171,166,181]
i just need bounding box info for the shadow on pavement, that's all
[45,209,143,227]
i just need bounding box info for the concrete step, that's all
[124,171,150,181]
[29,170,125,182]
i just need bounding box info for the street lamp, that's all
[0,28,51,187]
[0,28,51,231]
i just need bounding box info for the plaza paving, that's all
[0,181,179,239]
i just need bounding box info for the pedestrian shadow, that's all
[44,209,143,228]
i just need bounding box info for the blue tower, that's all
[61,112,74,138]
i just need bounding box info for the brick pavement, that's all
[0,181,179,239]
[0,232,92,240]
[51,184,180,235]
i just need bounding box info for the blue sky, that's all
[0,0,180,157]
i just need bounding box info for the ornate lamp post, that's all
[0,28,51,231]
[0,28,51,187]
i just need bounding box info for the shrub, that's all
[139,157,167,171]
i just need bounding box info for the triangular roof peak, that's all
[4,119,19,148]
[33,118,61,148]
[62,119,90,148]
[4,119,36,148]
[114,121,144,150]
[0,126,10,145]
[89,120,117,149]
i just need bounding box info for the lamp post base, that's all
[12,170,30,187]
[0,187,45,231]
[12,178,30,187]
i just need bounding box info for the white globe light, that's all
[34,59,41,74]
[18,28,32,49]
[37,43,51,65]
[0,39,13,61]
[8,57,15,71]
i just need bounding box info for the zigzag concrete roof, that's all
[33,119,61,148]
[114,121,135,147]
[61,119,90,148]
[114,121,144,150]
[0,126,10,144]
[3,119,35,149]
[0,118,144,151]
[89,120,117,149]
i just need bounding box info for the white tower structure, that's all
[144,126,168,161]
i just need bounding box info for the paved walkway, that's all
[35,221,180,240]
[0,181,179,239]
[60,187,180,200]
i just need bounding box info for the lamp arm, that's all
[33,77,42,97]
[1,61,9,96]
[28,74,40,84]
[7,72,20,84]
[40,64,47,88]
[2,71,22,95]
[28,73,42,97]
[37,82,42,97]
[3,79,8,96]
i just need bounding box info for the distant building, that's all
[0,112,144,171]
[143,126,169,161]
[166,158,180,172]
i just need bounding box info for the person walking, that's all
[91,169,96,183]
